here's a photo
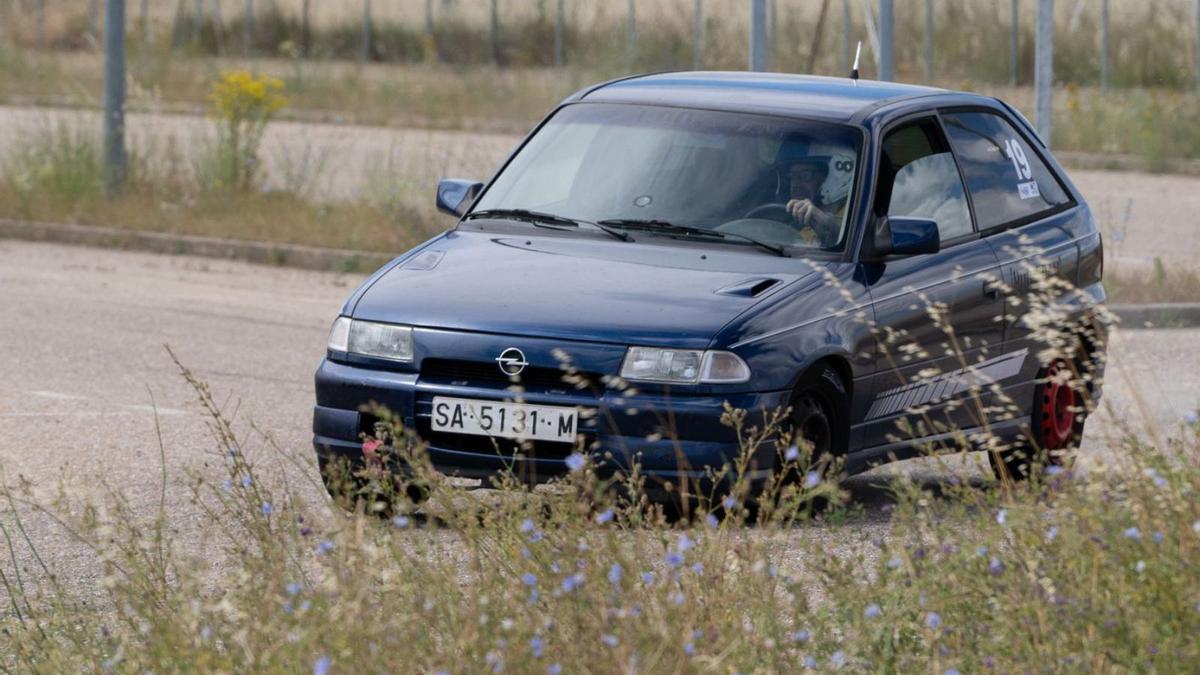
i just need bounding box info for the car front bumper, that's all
[312,356,790,496]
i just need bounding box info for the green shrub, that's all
[2,122,103,214]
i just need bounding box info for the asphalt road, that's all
[0,239,1197,604]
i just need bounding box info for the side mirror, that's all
[436,178,484,217]
[871,216,940,258]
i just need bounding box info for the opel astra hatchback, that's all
[313,72,1107,504]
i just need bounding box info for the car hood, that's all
[351,229,819,349]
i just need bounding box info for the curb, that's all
[0,218,393,274]
[4,218,1199,329]
[1109,303,1200,329]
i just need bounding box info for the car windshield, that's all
[470,103,862,252]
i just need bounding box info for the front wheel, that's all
[989,357,1087,481]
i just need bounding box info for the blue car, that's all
[313,72,1106,504]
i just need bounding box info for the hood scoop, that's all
[715,277,782,298]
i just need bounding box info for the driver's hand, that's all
[786,199,836,231]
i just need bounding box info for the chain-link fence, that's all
[5,0,1200,89]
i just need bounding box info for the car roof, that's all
[570,71,978,123]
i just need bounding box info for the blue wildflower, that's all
[864,603,881,619]
[887,555,902,570]
[641,571,655,584]
[261,502,273,516]
[792,629,810,643]
[830,651,847,668]
[561,573,584,592]
[286,582,302,596]
[722,496,737,510]
[299,599,310,612]
[1186,410,1199,425]
[392,514,410,529]
[1153,531,1164,544]
[521,547,532,559]
[595,509,614,525]
[528,590,540,605]
[520,518,535,533]
[600,634,619,647]
[316,540,335,555]
[976,545,989,557]
[677,533,695,551]
[666,552,684,568]
[784,445,800,462]
[221,479,233,493]
[282,600,293,614]
[989,557,1005,575]
[530,636,543,658]
[565,452,586,472]
[669,591,685,605]
[1124,526,1141,540]
[530,530,544,543]
[1046,526,1058,543]
[313,656,331,675]
[242,475,253,488]
[608,562,623,585]
[925,612,942,629]
[548,664,562,675]
[945,669,961,675]
[521,572,538,587]
[804,655,816,668]
[691,562,704,574]
[684,642,695,656]
[705,513,719,529]
[996,509,1007,525]
[1045,465,1064,476]
[804,471,821,489]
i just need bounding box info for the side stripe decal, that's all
[865,348,1029,420]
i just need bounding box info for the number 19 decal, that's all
[1004,137,1040,200]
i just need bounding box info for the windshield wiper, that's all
[463,208,631,242]
[597,218,790,257]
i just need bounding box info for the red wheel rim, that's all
[1040,359,1076,450]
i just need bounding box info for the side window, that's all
[877,118,974,242]
[941,111,1071,230]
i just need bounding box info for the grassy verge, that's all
[1,351,1197,672]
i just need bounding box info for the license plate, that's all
[430,396,579,443]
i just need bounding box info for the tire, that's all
[989,357,1086,481]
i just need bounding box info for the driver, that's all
[780,143,856,245]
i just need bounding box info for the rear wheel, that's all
[989,357,1086,481]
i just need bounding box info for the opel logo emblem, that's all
[496,347,528,377]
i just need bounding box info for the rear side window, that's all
[941,111,1071,230]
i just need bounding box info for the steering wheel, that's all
[743,202,794,223]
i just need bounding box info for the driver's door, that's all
[858,116,1006,453]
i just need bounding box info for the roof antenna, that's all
[850,41,862,80]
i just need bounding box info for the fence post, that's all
[627,0,637,70]
[1194,0,1200,91]
[554,0,564,67]
[192,0,204,44]
[36,0,45,48]
[693,0,703,70]
[361,0,371,62]
[807,0,831,74]
[878,0,894,80]
[750,0,767,71]
[300,0,310,57]
[244,0,254,54]
[1035,0,1053,144]
[1010,0,1018,86]
[103,0,127,197]
[1100,0,1109,89]
[842,0,851,72]
[490,0,500,64]
[923,0,933,82]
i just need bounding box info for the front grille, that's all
[420,358,604,392]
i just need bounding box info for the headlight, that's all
[327,317,414,362]
[619,347,751,384]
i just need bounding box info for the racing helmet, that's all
[808,142,857,205]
